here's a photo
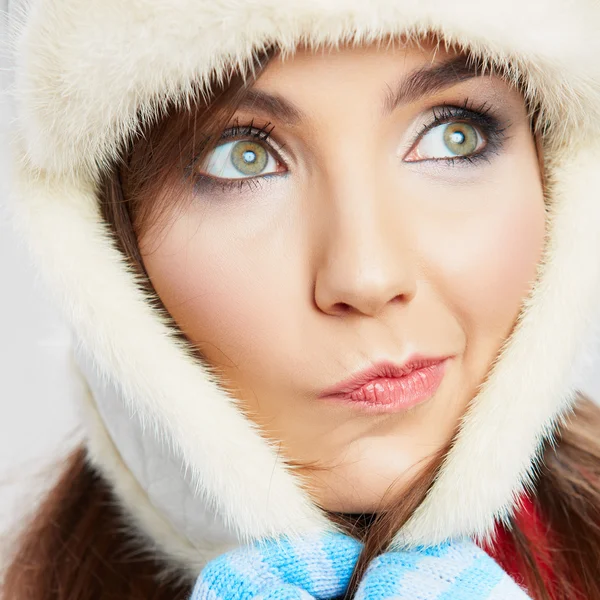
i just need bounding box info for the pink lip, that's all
[319,356,451,414]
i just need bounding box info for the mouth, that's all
[318,355,451,414]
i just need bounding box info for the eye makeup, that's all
[188,95,512,198]
[403,99,510,166]
[190,120,290,195]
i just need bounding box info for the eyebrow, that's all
[383,54,483,114]
[236,89,303,125]
[235,54,484,125]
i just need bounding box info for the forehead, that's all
[253,41,456,94]
[240,42,517,129]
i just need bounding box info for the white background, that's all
[1,0,600,568]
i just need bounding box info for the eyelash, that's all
[193,100,508,193]
[410,98,508,166]
[224,119,278,144]
[192,119,286,194]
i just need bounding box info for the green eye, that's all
[442,123,479,156]
[405,121,486,162]
[230,141,269,176]
[201,139,279,179]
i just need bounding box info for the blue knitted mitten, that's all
[354,539,532,600]
[190,532,532,600]
[191,532,361,599]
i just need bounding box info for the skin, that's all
[139,42,546,513]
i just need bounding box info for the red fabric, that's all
[477,494,558,599]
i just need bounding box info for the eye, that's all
[200,139,283,179]
[405,122,486,162]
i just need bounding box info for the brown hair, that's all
[5,48,600,600]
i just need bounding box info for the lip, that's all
[318,355,451,414]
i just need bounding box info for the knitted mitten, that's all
[190,532,532,600]
[191,532,362,599]
[354,539,532,600]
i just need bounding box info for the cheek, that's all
[421,169,546,354]
[140,209,302,375]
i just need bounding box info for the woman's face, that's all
[140,42,546,513]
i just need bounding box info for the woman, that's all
[3,0,600,598]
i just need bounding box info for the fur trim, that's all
[9,159,333,544]
[11,0,600,179]
[7,0,600,568]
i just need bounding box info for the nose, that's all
[313,175,418,319]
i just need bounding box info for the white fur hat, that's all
[7,0,600,574]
